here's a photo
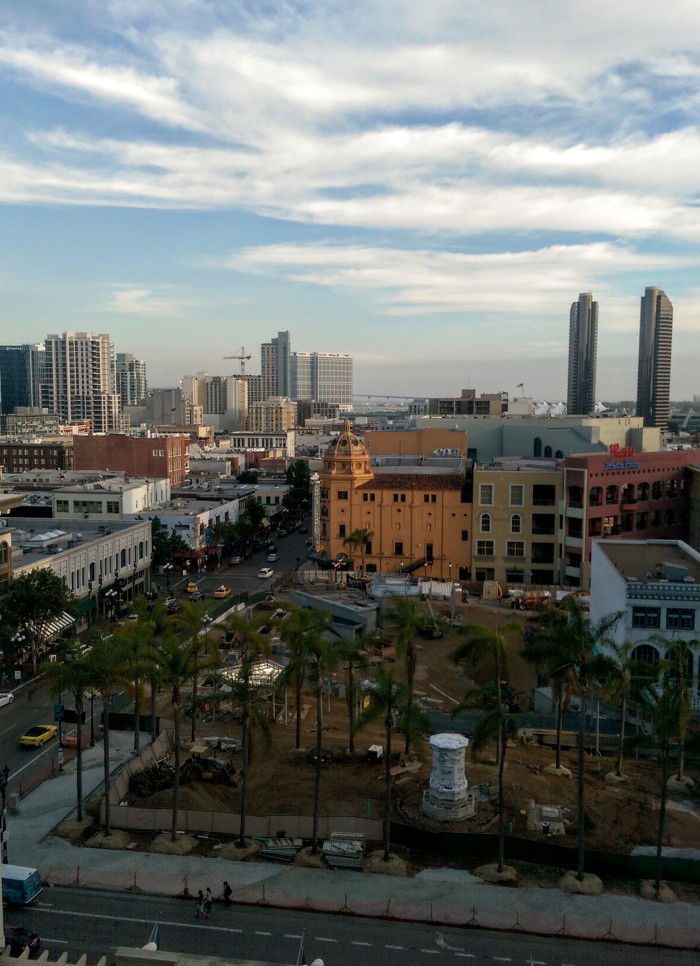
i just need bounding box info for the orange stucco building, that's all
[319,424,472,579]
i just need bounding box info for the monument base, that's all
[422,790,475,821]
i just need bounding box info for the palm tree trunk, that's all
[150,677,157,743]
[347,661,355,756]
[133,680,140,753]
[555,688,563,770]
[75,698,83,823]
[102,696,111,835]
[383,709,392,862]
[677,739,685,783]
[576,692,587,881]
[495,652,502,766]
[239,696,250,847]
[311,678,322,854]
[190,670,198,742]
[295,669,302,750]
[404,645,415,755]
[497,731,507,873]
[655,749,669,895]
[615,692,627,778]
[171,707,181,842]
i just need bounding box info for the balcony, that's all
[565,536,583,549]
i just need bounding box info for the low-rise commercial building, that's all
[73,434,189,486]
[590,539,700,710]
[0,439,74,473]
[52,478,170,520]
[129,496,242,551]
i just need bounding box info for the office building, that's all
[261,331,291,400]
[73,434,189,486]
[181,372,208,410]
[590,540,700,709]
[0,344,46,415]
[567,293,598,415]
[116,353,147,407]
[248,397,297,433]
[52,477,170,520]
[291,352,353,407]
[144,388,202,427]
[637,286,673,430]
[410,389,507,418]
[43,332,122,433]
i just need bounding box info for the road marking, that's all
[526,961,545,966]
[37,902,54,908]
[255,931,272,936]
[351,941,372,947]
[314,937,337,943]
[421,951,439,956]
[454,955,476,960]
[493,959,512,963]
[385,944,405,950]
[41,939,68,944]
[29,908,245,936]
[284,934,302,939]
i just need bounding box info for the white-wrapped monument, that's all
[421,732,475,821]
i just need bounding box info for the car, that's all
[230,555,243,566]
[257,567,274,579]
[186,581,199,594]
[19,725,58,748]
[166,603,181,615]
[0,692,14,709]
[165,596,177,607]
[213,585,231,598]
[4,927,40,958]
[267,552,279,562]
[125,613,139,622]
[190,591,205,601]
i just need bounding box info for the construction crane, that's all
[223,346,252,377]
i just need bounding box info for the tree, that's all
[602,638,637,779]
[304,618,335,854]
[343,528,374,576]
[471,707,519,874]
[283,459,311,516]
[355,668,407,862]
[131,596,169,743]
[83,634,126,836]
[114,625,151,753]
[42,642,91,821]
[337,636,370,756]
[237,469,259,484]
[276,607,325,749]
[150,635,199,842]
[529,597,619,881]
[151,516,189,568]
[654,636,694,782]
[0,569,76,675]
[523,612,574,771]
[387,597,423,755]
[453,620,521,764]
[171,601,218,742]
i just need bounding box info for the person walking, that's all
[222,881,232,906]
[204,887,213,918]
[195,890,205,919]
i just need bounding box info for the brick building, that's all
[73,434,189,486]
[0,439,74,473]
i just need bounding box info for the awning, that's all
[78,598,96,615]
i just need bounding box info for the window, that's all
[106,501,120,514]
[666,608,695,631]
[362,493,368,502]
[394,541,403,555]
[364,541,372,555]
[506,541,525,558]
[480,513,491,532]
[632,606,660,629]
[479,484,493,506]
[533,437,542,458]
[461,529,469,541]
[401,493,406,503]
[426,543,433,561]
[476,540,494,557]
[337,490,348,500]
[510,484,524,507]
[339,524,346,538]
[55,500,69,513]
[544,445,553,458]
[510,513,522,534]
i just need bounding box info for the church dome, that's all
[324,420,368,459]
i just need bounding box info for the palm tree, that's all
[343,528,374,575]
[355,668,407,862]
[305,618,335,854]
[387,597,423,755]
[83,633,125,836]
[42,642,91,821]
[114,625,151,753]
[150,635,199,842]
[471,706,519,874]
[171,601,216,742]
[453,621,521,764]
[132,596,169,743]
[530,597,619,882]
[654,636,694,782]
[275,606,321,749]
[337,636,370,756]
[602,638,637,779]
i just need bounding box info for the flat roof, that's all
[357,473,462,491]
[597,540,700,584]
[5,516,149,565]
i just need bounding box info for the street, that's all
[6,886,696,965]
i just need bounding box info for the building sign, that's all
[432,448,461,457]
[605,443,640,470]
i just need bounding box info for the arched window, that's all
[606,484,619,504]
[636,482,649,501]
[510,513,522,534]
[544,445,553,458]
[480,513,491,532]
[533,437,542,458]
[555,450,564,459]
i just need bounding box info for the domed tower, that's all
[317,420,374,557]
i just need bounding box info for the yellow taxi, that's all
[20,724,58,748]
[186,581,199,594]
[213,585,231,599]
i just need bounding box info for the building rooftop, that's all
[54,477,162,493]
[357,473,463,491]
[3,516,148,565]
[597,540,700,585]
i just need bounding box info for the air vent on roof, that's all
[661,561,690,582]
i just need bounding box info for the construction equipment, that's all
[181,753,237,786]
[223,346,252,377]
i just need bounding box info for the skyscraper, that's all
[43,332,122,433]
[566,293,598,416]
[116,353,147,407]
[636,287,673,430]
[0,343,46,414]
[260,331,291,399]
[291,351,353,407]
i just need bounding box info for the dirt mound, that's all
[85,829,131,850]
[151,832,198,855]
[140,784,234,811]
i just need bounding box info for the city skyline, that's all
[0,2,698,398]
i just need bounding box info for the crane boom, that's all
[223,346,252,377]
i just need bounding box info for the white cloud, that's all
[106,285,184,315]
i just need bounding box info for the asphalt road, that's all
[6,887,696,966]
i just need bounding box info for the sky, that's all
[0,0,698,401]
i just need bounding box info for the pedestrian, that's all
[195,890,205,919]
[222,880,232,906]
[204,886,213,918]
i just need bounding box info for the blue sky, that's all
[0,0,698,399]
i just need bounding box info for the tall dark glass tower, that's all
[636,286,673,430]
[566,293,598,415]
[0,344,46,414]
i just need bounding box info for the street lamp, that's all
[89,691,96,747]
[0,763,10,862]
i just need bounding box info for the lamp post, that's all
[0,763,10,863]
[448,563,456,627]
[89,691,96,747]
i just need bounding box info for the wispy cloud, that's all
[106,285,184,315]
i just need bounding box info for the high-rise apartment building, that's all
[637,287,673,430]
[260,331,291,400]
[291,352,353,407]
[0,344,46,414]
[181,372,208,409]
[116,353,147,408]
[567,292,598,415]
[248,397,297,432]
[43,332,122,433]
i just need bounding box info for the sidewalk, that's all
[8,738,700,950]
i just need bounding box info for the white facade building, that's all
[291,352,353,407]
[132,496,242,550]
[590,539,700,709]
[52,477,170,520]
[116,353,147,407]
[43,332,123,433]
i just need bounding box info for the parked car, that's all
[0,692,14,709]
[19,724,57,748]
[190,591,205,601]
[186,581,199,594]
[165,597,177,607]
[2,865,43,906]
[125,613,139,622]
[230,556,243,566]
[257,567,274,579]
[166,603,181,615]
[267,552,279,562]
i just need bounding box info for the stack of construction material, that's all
[322,832,365,869]
[260,837,303,862]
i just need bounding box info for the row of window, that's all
[479,512,524,534]
[62,539,149,593]
[478,483,524,507]
[631,606,696,631]
[475,540,526,558]
[55,499,121,514]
